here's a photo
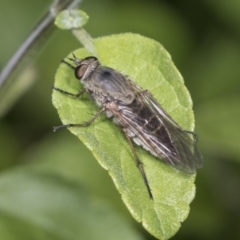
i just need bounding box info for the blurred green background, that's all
[0,0,240,239]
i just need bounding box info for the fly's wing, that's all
[119,84,203,174]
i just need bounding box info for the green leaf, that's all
[52,33,197,239]
[0,169,143,240]
[54,10,89,30]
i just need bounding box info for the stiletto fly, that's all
[53,54,203,199]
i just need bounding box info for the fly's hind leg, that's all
[184,130,198,143]
[122,128,153,199]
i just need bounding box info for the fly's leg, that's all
[53,86,86,97]
[184,130,198,143]
[53,57,86,97]
[122,128,153,199]
[53,107,106,132]
[53,57,98,131]
[61,59,75,69]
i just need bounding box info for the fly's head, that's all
[69,54,99,82]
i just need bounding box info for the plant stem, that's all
[72,28,97,56]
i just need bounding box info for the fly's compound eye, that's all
[75,64,88,79]
[74,56,99,80]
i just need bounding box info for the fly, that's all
[53,54,203,199]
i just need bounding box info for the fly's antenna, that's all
[68,53,81,66]
[68,53,77,61]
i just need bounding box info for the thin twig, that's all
[0,0,81,89]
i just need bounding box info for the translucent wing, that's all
[117,83,203,174]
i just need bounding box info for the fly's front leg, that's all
[122,128,153,199]
[53,107,106,132]
[53,57,86,98]
[61,59,75,70]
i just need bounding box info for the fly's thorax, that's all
[85,66,136,105]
